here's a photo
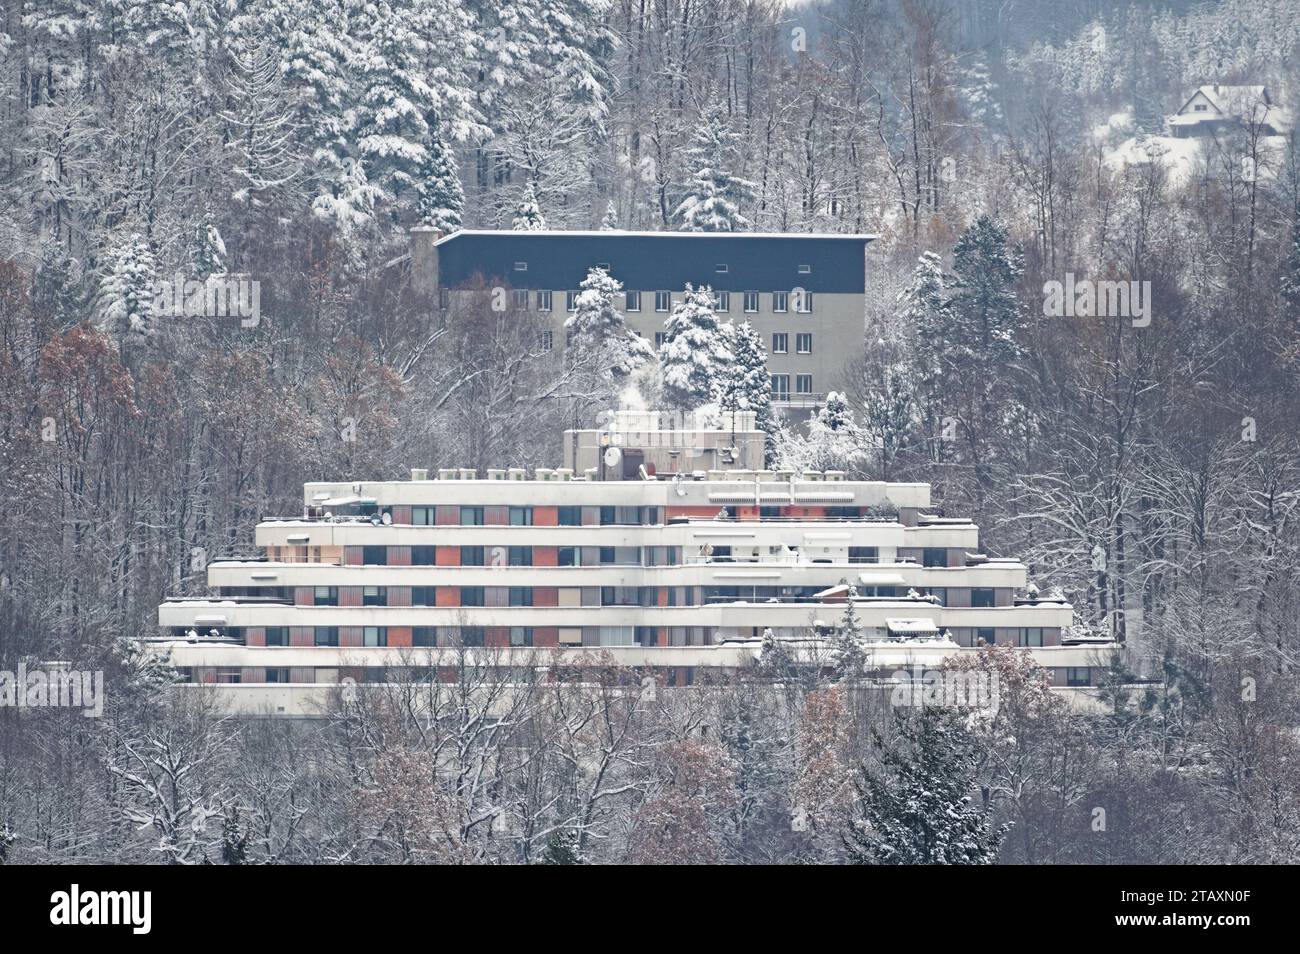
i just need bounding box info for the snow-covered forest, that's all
[1,0,1300,864]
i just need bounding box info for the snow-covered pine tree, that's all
[831,587,866,681]
[192,209,226,281]
[31,237,86,331]
[512,182,546,230]
[948,214,1026,372]
[796,391,864,473]
[658,284,733,410]
[674,104,755,232]
[96,233,157,349]
[859,363,915,481]
[352,1,438,228]
[565,267,655,384]
[600,200,619,229]
[898,250,951,390]
[718,320,777,463]
[845,707,1007,864]
[416,130,464,233]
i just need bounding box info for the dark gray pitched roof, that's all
[433,230,874,294]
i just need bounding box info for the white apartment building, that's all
[145,412,1116,715]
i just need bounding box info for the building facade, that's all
[411,228,874,414]
[147,413,1115,715]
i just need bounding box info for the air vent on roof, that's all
[535,467,555,481]
[508,467,527,481]
[824,470,845,482]
[437,468,457,480]
[411,468,428,481]
[555,468,574,481]
[716,264,728,273]
[486,469,506,480]
[458,468,476,480]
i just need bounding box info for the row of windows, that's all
[512,289,816,315]
[405,505,660,527]
[771,332,814,354]
[344,544,682,568]
[770,374,815,398]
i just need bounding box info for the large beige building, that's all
[410,227,874,414]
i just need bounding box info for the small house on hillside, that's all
[1167,85,1286,137]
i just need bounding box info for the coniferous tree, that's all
[512,182,546,230]
[719,320,776,462]
[565,266,655,385]
[416,130,464,233]
[845,708,1007,864]
[675,104,755,232]
[658,284,732,410]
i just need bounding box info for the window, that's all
[797,291,814,313]
[513,261,527,272]
[1066,666,1090,687]
[743,291,759,312]
[411,506,433,525]
[508,546,532,566]
[625,290,641,312]
[796,374,813,395]
[461,587,485,607]
[1019,628,1045,647]
[540,329,553,352]
[715,290,730,312]
[363,586,386,607]
[1194,104,1207,112]
[362,546,387,566]
[922,548,947,568]
[715,263,728,273]
[771,333,788,354]
[558,506,582,526]
[461,546,485,566]
[265,627,288,647]
[512,288,529,310]
[413,627,437,648]
[411,545,436,566]
[265,668,289,683]
[509,507,533,526]
[510,627,534,647]
[509,587,532,606]
[848,547,878,564]
[565,290,578,312]
[314,627,338,647]
[536,290,552,312]
[460,507,484,526]
[411,586,436,606]
[313,586,338,606]
[773,290,789,312]
[655,332,667,348]
[655,290,671,312]
[796,332,812,354]
[363,626,387,647]
[771,374,790,400]
[558,546,578,566]
[798,264,811,274]
[971,588,995,608]
[460,627,485,647]
[976,627,995,646]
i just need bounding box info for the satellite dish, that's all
[603,446,622,468]
[381,512,392,525]
[673,473,687,497]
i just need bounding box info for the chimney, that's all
[409,226,443,296]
